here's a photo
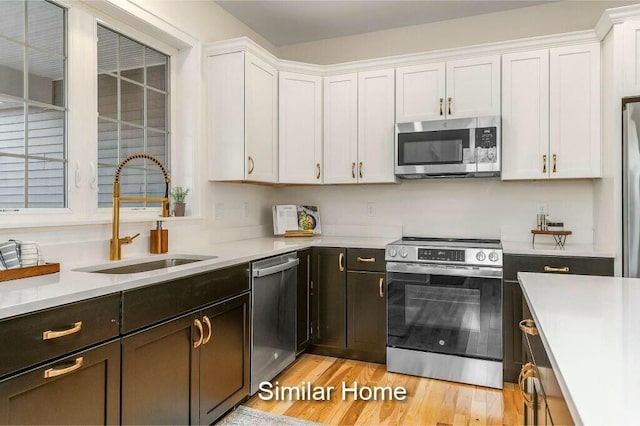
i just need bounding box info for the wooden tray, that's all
[284,230,315,238]
[0,263,60,282]
[530,230,572,247]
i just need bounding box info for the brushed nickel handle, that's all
[202,316,212,345]
[352,162,356,179]
[316,163,321,180]
[359,161,363,179]
[448,97,452,115]
[338,252,345,272]
[44,357,83,379]
[518,362,536,408]
[248,156,255,175]
[519,319,538,336]
[543,154,547,173]
[43,321,83,340]
[379,277,384,298]
[193,319,204,348]
[552,153,557,173]
[357,256,376,263]
[544,266,569,273]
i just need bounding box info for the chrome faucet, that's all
[110,153,170,260]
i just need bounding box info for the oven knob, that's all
[476,251,486,261]
[389,248,397,257]
[399,248,408,258]
[489,251,499,262]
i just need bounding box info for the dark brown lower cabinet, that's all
[121,293,250,425]
[347,271,386,363]
[0,340,120,425]
[503,279,524,383]
[311,247,347,351]
[296,249,312,355]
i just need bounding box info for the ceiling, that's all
[215,0,554,46]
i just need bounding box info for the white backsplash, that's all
[274,178,595,243]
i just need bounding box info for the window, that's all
[97,25,169,208]
[0,0,66,209]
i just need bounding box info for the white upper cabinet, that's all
[207,51,278,182]
[396,55,500,122]
[501,49,550,180]
[446,55,501,119]
[358,68,396,183]
[278,72,323,184]
[623,20,640,94]
[549,43,601,179]
[245,52,279,182]
[395,62,446,122]
[323,74,358,184]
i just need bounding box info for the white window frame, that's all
[0,0,195,229]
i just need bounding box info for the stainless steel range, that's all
[385,237,503,389]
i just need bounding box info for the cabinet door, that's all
[199,294,250,425]
[501,49,550,180]
[279,71,323,183]
[312,248,347,349]
[502,280,524,383]
[623,20,640,94]
[245,51,278,182]
[395,62,446,122]
[347,271,386,363]
[357,68,396,183]
[207,52,245,181]
[549,43,601,179]
[121,313,198,425]
[324,73,358,184]
[297,249,312,354]
[446,55,501,118]
[0,340,120,425]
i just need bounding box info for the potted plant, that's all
[170,186,189,217]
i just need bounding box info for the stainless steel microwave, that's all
[395,116,501,178]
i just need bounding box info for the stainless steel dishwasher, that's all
[250,252,298,394]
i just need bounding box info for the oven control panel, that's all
[418,248,465,262]
[386,245,502,267]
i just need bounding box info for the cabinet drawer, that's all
[504,254,613,281]
[346,248,385,272]
[0,294,120,378]
[122,263,250,333]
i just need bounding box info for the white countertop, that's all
[518,272,640,425]
[0,236,394,320]
[502,241,615,258]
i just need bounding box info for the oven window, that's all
[387,272,502,361]
[398,129,470,166]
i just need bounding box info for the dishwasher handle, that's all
[252,258,299,277]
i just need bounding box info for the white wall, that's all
[278,1,635,64]
[275,179,595,244]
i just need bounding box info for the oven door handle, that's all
[386,262,502,279]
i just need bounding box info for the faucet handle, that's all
[121,233,141,245]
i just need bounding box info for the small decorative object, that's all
[150,220,169,254]
[170,186,189,217]
[531,229,572,248]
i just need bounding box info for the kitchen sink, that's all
[75,255,217,274]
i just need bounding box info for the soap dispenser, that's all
[150,220,168,254]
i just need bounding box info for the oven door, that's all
[386,262,502,361]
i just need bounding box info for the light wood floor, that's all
[246,354,523,425]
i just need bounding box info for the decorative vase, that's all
[174,202,186,217]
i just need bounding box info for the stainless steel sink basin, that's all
[75,255,217,274]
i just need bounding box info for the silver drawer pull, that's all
[42,321,83,340]
[44,357,83,379]
[544,266,570,273]
[357,256,376,263]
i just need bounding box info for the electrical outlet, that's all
[215,203,224,220]
[242,202,249,218]
[366,202,376,217]
[536,203,549,215]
